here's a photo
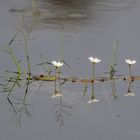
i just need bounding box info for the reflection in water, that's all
[10,96,33,127]
[9,0,135,30]
[53,96,72,127]
[30,0,95,29]
[9,89,72,127]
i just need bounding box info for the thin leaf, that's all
[83,82,88,97]
[61,60,71,69]
[8,31,18,46]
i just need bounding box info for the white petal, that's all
[131,60,136,64]
[94,58,101,63]
[88,56,94,62]
[125,59,136,65]
[88,57,101,63]
[57,62,64,67]
[51,61,64,67]
[52,61,57,66]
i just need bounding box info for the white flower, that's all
[87,98,100,103]
[51,93,62,98]
[52,61,64,67]
[124,92,135,97]
[88,57,101,63]
[125,59,136,65]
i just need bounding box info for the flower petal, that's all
[125,59,136,65]
[52,61,64,67]
[88,57,101,63]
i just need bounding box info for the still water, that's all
[0,0,140,140]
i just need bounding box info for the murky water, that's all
[1,0,140,140]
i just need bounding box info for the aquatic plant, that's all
[51,61,64,97]
[125,59,136,77]
[88,57,101,103]
[109,40,119,99]
[125,59,136,97]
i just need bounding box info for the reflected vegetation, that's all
[9,0,136,30]
[10,96,33,127]
[54,96,72,127]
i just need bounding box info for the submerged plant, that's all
[88,57,101,103]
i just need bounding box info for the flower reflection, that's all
[88,57,101,64]
[51,93,62,98]
[125,92,135,97]
[54,96,72,127]
[87,98,100,103]
[125,59,136,65]
[52,61,64,67]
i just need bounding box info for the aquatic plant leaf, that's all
[111,80,117,99]
[109,40,119,79]
[61,60,71,69]
[83,82,88,97]
[7,47,21,74]
[8,31,18,46]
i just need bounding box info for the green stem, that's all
[91,63,95,99]
[57,68,62,94]
[111,79,117,99]
[127,80,132,93]
[54,67,57,94]
[128,65,133,93]
[128,65,133,77]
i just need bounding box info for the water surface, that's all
[0,0,140,140]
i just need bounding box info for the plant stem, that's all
[128,65,133,77]
[111,79,117,99]
[127,65,133,94]
[54,67,57,94]
[91,63,95,99]
[127,80,132,93]
[57,68,62,94]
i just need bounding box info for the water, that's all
[0,0,140,140]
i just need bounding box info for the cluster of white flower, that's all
[51,58,136,67]
[51,57,136,102]
[125,59,136,65]
[88,57,101,63]
[51,61,64,67]
[88,57,136,65]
